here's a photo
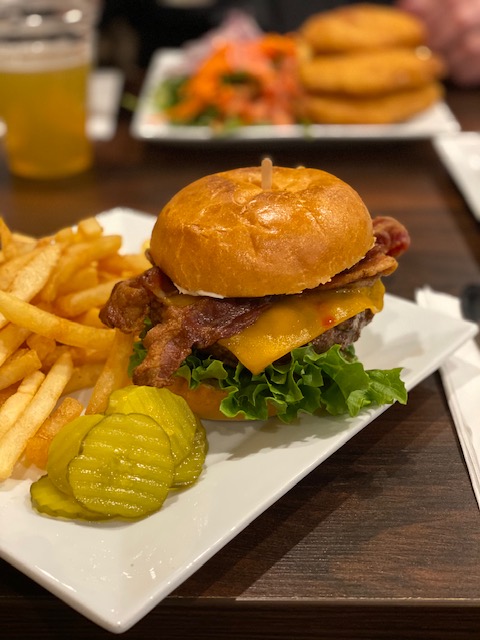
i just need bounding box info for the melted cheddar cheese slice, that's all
[218,280,385,374]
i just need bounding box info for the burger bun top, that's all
[149,165,374,298]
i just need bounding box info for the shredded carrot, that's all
[164,34,303,128]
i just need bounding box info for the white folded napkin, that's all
[87,69,124,141]
[416,286,480,509]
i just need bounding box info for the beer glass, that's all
[0,1,97,179]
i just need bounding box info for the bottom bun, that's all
[168,376,276,421]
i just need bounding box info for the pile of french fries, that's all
[0,216,151,481]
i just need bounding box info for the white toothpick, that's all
[261,157,273,190]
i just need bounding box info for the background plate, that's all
[434,132,480,222]
[131,49,460,143]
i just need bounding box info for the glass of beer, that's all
[0,1,97,179]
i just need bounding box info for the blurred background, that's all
[97,0,399,80]
[96,0,480,89]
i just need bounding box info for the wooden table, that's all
[1,87,480,640]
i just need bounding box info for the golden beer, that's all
[0,40,93,179]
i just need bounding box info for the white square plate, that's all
[131,49,460,142]
[434,132,480,221]
[0,209,476,633]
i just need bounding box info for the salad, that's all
[155,33,303,130]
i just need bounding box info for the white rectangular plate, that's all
[0,208,477,634]
[131,49,460,142]
[434,132,480,221]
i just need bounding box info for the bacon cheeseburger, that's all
[100,164,410,422]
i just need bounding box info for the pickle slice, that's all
[172,421,208,488]
[30,474,108,521]
[68,413,174,519]
[105,385,197,465]
[47,414,104,496]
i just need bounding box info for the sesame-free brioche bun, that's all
[167,377,234,421]
[168,376,277,421]
[149,166,374,298]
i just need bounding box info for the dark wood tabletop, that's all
[1,86,480,640]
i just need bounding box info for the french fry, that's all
[0,385,19,407]
[0,324,31,367]
[24,396,84,469]
[54,279,119,318]
[0,217,16,260]
[98,252,151,276]
[77,216,103,240]
[0,243,62,330]
[73,307,104,328]
[37,344,70,371]
[0,371,45,440]
[56,265,99,296]
[12,234,37,256]
[41,235,122,301]
[0,351,73,481]
[0,248,41,290]
[0,236,36,262]
[12,231,36,245]
[62,362,104,394]
[9,244,59,295]
[0,290,115,353]
[69,346,108,365]
[0,349,42,391]
[26,334,57,363]
[52,226,75,244]
[86,329,134,414]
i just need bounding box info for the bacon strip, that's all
[322,215,410,290]
[134,296,270,386]
[373,215,411,257]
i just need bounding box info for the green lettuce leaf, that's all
[175,344,407,423]
[127,318,151,378]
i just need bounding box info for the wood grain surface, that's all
[1,86,480,639]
